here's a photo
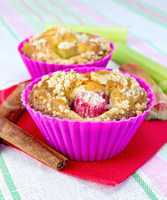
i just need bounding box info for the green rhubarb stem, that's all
[113,44,167,93]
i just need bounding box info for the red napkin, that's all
[1,85,167,185]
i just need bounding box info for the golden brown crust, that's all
[29,70,148,121]
[22,26,111,64]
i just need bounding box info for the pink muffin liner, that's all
[18,37,114,79]
[21,67,154,161]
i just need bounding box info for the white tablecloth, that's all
[0,0,167,199]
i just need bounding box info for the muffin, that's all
[18,26,113,78]
[29,69,148,121]
[22,68,154,161]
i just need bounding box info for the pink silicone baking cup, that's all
[18,37,114,79]
[21,67,154,161]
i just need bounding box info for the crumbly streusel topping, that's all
[22,26,111,64]
[29,70,148,121]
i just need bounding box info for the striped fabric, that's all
[0,0,167,199]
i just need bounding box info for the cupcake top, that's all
[29,69,148,121]
[22,26,112,64]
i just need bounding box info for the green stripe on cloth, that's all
[145,39,167,55]
[158,145,167,160]
[50,0,83,24]
[133,173,158,200]
[112,0,167,29]
[0,155,21,200]
[0,16,20,41]
[9,0,42,32]
[0,189,5,200]
[138,0,167,17]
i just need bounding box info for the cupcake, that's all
[22,68,154,161]
[18,26,113,78]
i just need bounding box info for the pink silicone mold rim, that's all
[21,67,155,124]
[18,37,114,68]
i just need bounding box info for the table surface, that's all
[0,0,167,199]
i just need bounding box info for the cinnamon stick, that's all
[120,64,167,120]
[0,82,28,122]
[0,81,68,169]
[0,117,68,169]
